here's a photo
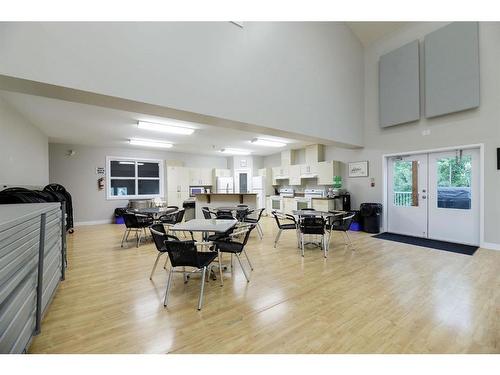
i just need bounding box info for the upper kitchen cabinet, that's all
[289,165,302,185]
[300,163,318,178]
[213,168,231,178]
[317,161,341,185]
[272,166,289,182]
[280,150,294,166]
[305,144,324,165]
[189,167,213,186]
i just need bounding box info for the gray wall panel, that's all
[425,22,480,118]
[379,40,420,128]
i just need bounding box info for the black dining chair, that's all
[201,206,215,219]
[326,212,356,250]
[158,209,178,230]
[235,205,249,222]
[211,223,255,286]
[163,239,218,310]
[299,216,327,257]
[271,210,298,248]
[121,212,153,248]
[216,209,235,220]
[243,208,265,239]
[149,224,180,279]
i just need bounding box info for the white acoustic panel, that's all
[424,22,480,118]
[379,40,420,128]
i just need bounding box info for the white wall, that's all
[266,22,500,246]
[49,143,228,223]
[0,96,48,188]
[0,22,364,146]
[359,22,500,246]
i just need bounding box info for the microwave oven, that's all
[189,186,206,197]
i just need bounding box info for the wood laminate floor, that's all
[29,218,500,353]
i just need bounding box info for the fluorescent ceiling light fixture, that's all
[129,138,173,148]
[251,138,287,147]
[220,148,251,155]
[137,120,195,135]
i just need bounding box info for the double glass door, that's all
[387,148,479,245]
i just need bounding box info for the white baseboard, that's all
[74,219,114,226]
[481,242,500,251]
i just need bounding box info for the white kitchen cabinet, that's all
[312,199,334,212]
[305,144,324,165]
[213,168,231,178]
[289,165,302,185]
[271,167,281,184]
[272,166,289,181]
[283,197,295,215]
[189,168,201,185]
[281,150,294,166]
[317,161,341,185]
[167,166,190,193]
[167,191,190,208]
[200,168,213,186]
[189,168,213,186]
[300,163,318,177]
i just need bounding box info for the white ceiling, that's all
[346,22,409,47]
[0,91,308,157]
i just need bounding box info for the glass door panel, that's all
[387,154,428,237]
[428,149,479,245]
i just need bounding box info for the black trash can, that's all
[114,207,128,224]
[359,203,382,233]
[182,200,196,221]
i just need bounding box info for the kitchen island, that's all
[194,193,257,219]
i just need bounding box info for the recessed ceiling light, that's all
[129,138,173,148]
[220,148,251,155]
[137,120,195,135]
[250,138,287,147]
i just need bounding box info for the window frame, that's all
[106,156,164,200]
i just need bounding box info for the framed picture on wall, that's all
[348,161,369,177]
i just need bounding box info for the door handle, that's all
[422,195,427,199]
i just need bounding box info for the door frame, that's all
[382,143,484,247]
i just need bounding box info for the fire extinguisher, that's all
[98,177,105,190]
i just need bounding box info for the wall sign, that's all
[348,161,369,178]
[96,167,105,175]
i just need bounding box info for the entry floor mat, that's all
[372,232,478,256]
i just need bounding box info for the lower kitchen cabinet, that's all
[283,197,296,215]
[311,199,335,212]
